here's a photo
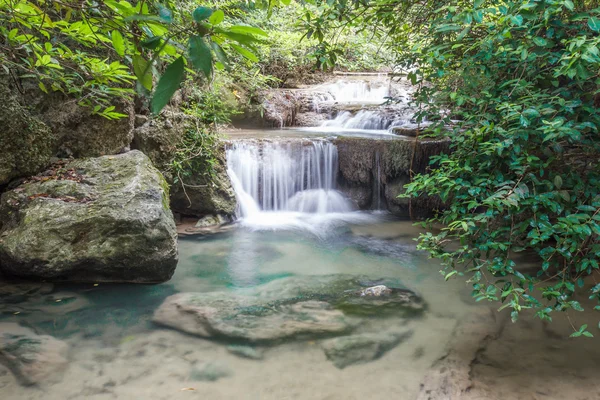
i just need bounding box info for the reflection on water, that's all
[1,218,600,400]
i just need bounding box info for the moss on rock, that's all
[0,151,178,283]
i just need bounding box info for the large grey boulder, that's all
[0,150,178,283]
[0,323,68,386]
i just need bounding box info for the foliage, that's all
[305,0,600,334]
[167,125,219,186]
[0,0,268,116]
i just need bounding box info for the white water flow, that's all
[321,110,405,131]
[226,141,372,232]
[319,80,390,104]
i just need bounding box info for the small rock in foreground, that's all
[0,323,69,386]
[322,330,413,369]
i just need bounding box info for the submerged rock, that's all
[226,345,264,360]
[153,275,424,343]
[0,323,68,386]
[154,296,350,342]
[0,151,178,283]
[195,214,232,228]
[322,330,413,369]
[189,362,232,382]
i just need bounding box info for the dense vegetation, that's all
[306,0,600,335]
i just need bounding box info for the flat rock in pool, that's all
[153,275,425,342]
[154,295,350,342]
[0,323,68,386]
[322,329,413,369]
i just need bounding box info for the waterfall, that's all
[318,80,389,104]
[320,110,406,131]
[226,141,354,219]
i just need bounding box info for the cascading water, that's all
[226,141,355,223]
[317,79,390,104]
[321,110,405,131]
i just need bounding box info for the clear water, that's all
[1,218,479,399]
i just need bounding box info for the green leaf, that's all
[511,15,524,26]
[208,10,224,25]
[193,7,213,22]
[157,5,172,23]
[210,41,229,69]
[151,57,185,115]
[554,175,563,189]
[141,36,161,50]
[589,17,600,32]
[111,30,125,57]
[229,43,259,62]
[583,331,594,338]
[228,25,268,37]
[281,0,292,5]
[124,14,163,23]
[188,35,213,79]
[132,55,152,91]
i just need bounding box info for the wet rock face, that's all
[132,111,236,218]
[0,151,178,283]
[333,137,449,217]
[0,75,55,186]
[0,74,134,186]
[0,323,68,386]
[322,330,413,369]
[153,275,424,343]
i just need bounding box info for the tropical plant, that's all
[303,0,600,335]
[0,0,269,117]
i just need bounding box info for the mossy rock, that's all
[0,151,178,283]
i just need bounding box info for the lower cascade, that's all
[226,140,354,219]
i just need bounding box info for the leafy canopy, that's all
[303,0,600,335]
[0,0,269,116]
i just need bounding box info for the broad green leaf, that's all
[111,30,125,56]
[193,7,213,22]
[228,25,268,37]
[554,175,563,189]
[132,55,152,91]
[141,36,161,50]
[210,41,229,69]
[124,14,163,23]
[281,0,291,5]
[208,10,224,25]
[230,43,258,62]
[188,35,213,78]
[151,57,185,115]
[589,18,600,32]
[157,5,172,23]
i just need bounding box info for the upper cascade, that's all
[316,79,390,104]
[226,141,354,219]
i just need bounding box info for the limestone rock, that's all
[154,294,350,342]
[0,75,55,186]
[195,214,231,228]
[189,362,232,382]
[0,323,68,386]
[322,330,413,369]
[132,111,236,217]
[153,275,424,342]
[360,285,393,297]
[0,151,178,283]
[226,345,263,360]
